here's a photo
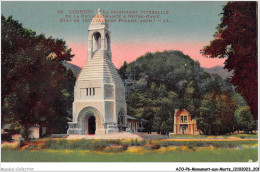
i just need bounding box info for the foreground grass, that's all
[2,148,257,162]
[170,133,258,139]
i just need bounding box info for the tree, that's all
[234,106,255,133]
[120,50,236,135]
[142,107,154,134]
[232,93,256,133]
[201,2,257,119]
[1,15,75,139]
[118,61,128,80]
[198,90,236,135]
[181,77,201,119]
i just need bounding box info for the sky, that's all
[1,1,228,69]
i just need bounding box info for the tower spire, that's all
[88,8,111,61]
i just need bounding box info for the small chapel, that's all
[67,9,127,135]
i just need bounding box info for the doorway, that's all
[88,116,96,134]
[180,124,188,135]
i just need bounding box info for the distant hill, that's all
[118,50,232,96]
[63,61,232,81]
[63,62,81,77]
[203,66,232,79]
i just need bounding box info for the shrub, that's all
[120,139,146,146]
[1,142,20,150]
[44,139,111,151]
[44,139,59,149]
[151,141,160,150]
[103,145,126,153]
[23,144,41,150]
[126,146,148,154]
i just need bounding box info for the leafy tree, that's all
[201,2,257,119]
[152,113,161,134]
[142,107,154,134]
[232,92,256,133]
[1,15,75,139]
[156,97,174,135]
[118,61,128,80]
[234,106,255,133]
[181,77,201,119]
[198,90,236,135]
[120,50,237,135]
[198,95,219,135]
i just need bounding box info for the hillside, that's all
[203,66,232,79]
[119,50,231,95]
[118,50,236,135]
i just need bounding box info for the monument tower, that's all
[67,9,127,135]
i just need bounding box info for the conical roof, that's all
[77,50,124,87]
[89,8,109,30]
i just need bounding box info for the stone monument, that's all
[67,8,127,135]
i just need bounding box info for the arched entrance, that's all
[88,116,96,134]
[77,107,103,135]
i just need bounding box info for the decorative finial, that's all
[98,8,101,14]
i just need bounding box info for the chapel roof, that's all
[175,109,189,116]
[89,8,109,30]
[126,115,138,120]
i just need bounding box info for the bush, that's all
[151,141,160,150]
[23,144,41,150]
[45,139,59,149]
[44,139,111,151]
[120,139,147,146]
[103,145,126,153]
[1,142,20,150]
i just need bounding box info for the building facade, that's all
[126,115,139,132]
[173,109,199,135]
[67,9,127,135]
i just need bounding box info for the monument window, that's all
[93,32,101,53]
[86,88,96,96]
[184,116,187,122]
[104,85,114,99]
[181,116,184,122]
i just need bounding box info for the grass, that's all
[2,138,257,151]
[2,138,257,162]
[170,133,258,139]
[43,139,146,150]
[158,140,258,148]
[2,148,257,162]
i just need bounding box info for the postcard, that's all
[1,1,258,172]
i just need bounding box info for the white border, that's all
[1,162,260,171]
[1,0,259,171]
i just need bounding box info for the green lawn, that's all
[170,133,258,139]
[2,148,257,162]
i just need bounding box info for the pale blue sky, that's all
[2,1,227,44]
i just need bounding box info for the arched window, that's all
[92,32,101,53]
